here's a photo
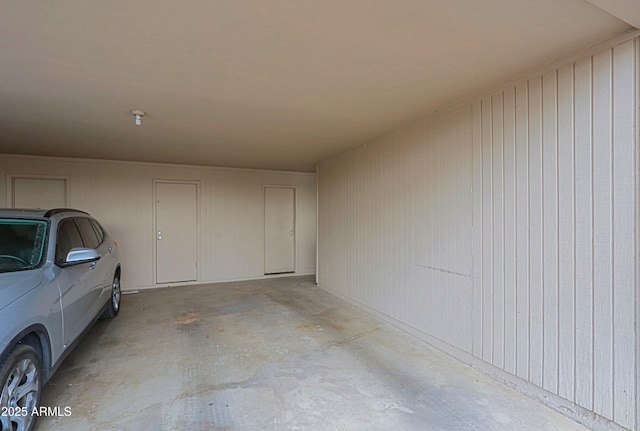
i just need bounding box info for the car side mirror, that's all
[61,247,101,267]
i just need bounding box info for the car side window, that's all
[75,217,100,249]
[55,219,84,265]
[89,219,105,244]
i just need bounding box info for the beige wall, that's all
[317,37,638,430]
[0,156,316,289]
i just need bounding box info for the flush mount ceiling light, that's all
[131,109,146,126]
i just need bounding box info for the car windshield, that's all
[0,218,48,273]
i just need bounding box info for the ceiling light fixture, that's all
[131,109,146,126]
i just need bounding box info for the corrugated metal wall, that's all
[317,38,638,430]
[0,156,317,289]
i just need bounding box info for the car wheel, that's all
[100,272,121,320]
[0,344,42,431]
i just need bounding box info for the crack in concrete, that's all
[326,327,379,348]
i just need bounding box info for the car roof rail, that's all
[44,208,90,217]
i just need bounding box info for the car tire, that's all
[0,343,42,431]
[100,272,121,320]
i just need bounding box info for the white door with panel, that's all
[264,186,295,274]
[12,177,67,208]
[155,182,198,283]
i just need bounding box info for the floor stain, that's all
[175,312,201,325]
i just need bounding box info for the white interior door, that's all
[156,182,198,283]
[12,177,67,208]
[264,186,295,274]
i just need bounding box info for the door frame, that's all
[6,174,70,207]
[262,185,297,275]
[152,180,200,285]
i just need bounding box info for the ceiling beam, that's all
[584,0,640,28]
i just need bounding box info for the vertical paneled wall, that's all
[318,38,638,430]
[0,157,317,289]
[473,39,637,427]
[319,107,475,352]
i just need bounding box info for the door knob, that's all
[157,231,163,240]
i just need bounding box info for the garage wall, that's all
[317,37,638,430]
[0,156,316,289]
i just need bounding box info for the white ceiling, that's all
[0,0,634,172]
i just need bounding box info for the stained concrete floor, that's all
[37,275,590,431]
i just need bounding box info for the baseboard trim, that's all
[125,272,316,292]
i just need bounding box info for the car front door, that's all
[55,218,102,346]
[75,217,112,304]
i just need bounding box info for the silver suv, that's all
[0,208,121,431]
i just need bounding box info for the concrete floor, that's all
[37,276,590,431]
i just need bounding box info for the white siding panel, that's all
[492,92,505,371]
[481,97,494,363]
[472,101,484,359]
[557,63,576,403]
[317,37,638,431]
[612,39,636,430]
[528,77,544,388]
[503,87,517,376]
[514,82,530,382]
[542,70,559,394]
[592,48,614,420]
[573,55,594,411]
